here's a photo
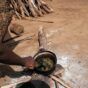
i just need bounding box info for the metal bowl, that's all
[34,50,57,75]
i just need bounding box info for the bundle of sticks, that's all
[10,0,53,18]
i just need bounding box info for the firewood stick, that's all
[42,5,51,13]
[32,5,43,17]
[11,0,18,9]
[28,0,37,17]
[18,0,25,17]
[15,0,29,17]
[10,0,16,11]
[45,4,54,12]
[36,0,46,15]
[41,7,47,14]
[20,6,25,17]
[10,0,21,19]
[22,0,30,16]
[21,1,30,16]
[15,11,21,19]
[38,26,47,49]
[10,0,54,18]
[39,0,53,13]
[31,0,43,16]
[38,0,50,13]
[50,75,72,88]
[41,0,53,12]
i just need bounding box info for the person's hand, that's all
[23,56,35,70]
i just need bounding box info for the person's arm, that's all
[0,49,35,69]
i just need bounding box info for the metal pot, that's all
[34,50,57,75]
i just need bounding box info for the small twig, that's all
[30,19,54,23]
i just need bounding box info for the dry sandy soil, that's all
[0,0,88,88]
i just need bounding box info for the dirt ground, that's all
[0,0,88,88]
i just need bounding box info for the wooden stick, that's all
[38,26,47,49]
[28,0,37,17]
[17,0,25,17]
[21,1,30,16]
[15,11,21,19]
[10,0,21,19]
[50,75,72,88]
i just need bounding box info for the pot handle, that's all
[38,26,47,51]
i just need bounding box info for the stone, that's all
[9,23,24,35]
